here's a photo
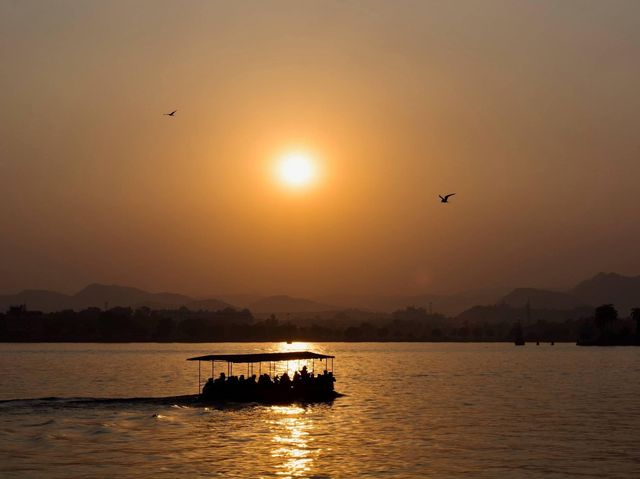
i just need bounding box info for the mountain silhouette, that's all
[501,288,584,310]
[570,272,640,314]
[73,284,195,310]
[0,289,74,312]
[249,295,336,314]
[0,284,234,313]
[499,272,640,314]
[316,289,506,316]
[2,272,640,315]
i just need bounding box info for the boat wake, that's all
[0,394,199,410]
[0,394,342,411]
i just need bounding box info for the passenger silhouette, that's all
[202,378,214,395]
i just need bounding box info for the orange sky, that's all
[1,1,640,297]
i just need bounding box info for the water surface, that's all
[1,343,639,478]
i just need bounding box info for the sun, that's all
[276,151,317,188]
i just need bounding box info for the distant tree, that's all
[155,317,175,339]
[377,327,389,339]
[99,307,134,340]
[471,324,484,339]
[135,306,152,319]
[631,308,640,339]
[179,317,205,339]
[594,304,618,336]
[344,326,361,341]
[392,306,428,322]
[265,314,279,328]
[457,320,470,338]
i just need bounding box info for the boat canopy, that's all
[187,351,334,363]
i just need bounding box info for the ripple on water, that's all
[0,343,639,478]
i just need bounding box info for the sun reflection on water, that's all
[271,342,331,378]
[277,342,312,352]
[269,405,317,478]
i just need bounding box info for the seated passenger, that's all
[202,378,214,396]
[280,372,291,387]
[300,366,309,380]
[215,372,226,384]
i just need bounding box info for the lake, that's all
[1,342,639,478]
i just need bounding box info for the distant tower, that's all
[104,301,109,311]
[525,300,532,324]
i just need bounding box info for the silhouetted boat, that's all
[187,351,339,404]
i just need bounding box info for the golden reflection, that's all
[275,342,315,377]
[269,405,318,478]
[278,341,312,352]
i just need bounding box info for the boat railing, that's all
[187,351,335,395]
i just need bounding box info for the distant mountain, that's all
[74,284,192,309]
[215,294,264,309]
[3,272,640,316]
[457,303,593,324]
[316,288,505,316]
[73,283,218,310]
[188,298,238,311]
[571,272,640,314]
[498,272,640,314]
[0,289,74,313]
[249,295,336,314]
[501,288,584,310]
[0,283,234,313]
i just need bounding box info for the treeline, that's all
[577,304,640,346]
[0,306,253,342]
[1,304,639,343]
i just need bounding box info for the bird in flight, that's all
[439,193,456,203]
[164,110,177,117]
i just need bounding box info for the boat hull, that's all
[198,386,341,404]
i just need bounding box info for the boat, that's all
[187,351,340,404]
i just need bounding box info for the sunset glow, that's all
[276,151,318,188]
[2,2,640,478]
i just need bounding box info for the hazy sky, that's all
[2,0,640,297]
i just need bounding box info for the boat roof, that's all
[187,351,334,363]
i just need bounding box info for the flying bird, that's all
[164,110,177,117]
[439,193,456,203]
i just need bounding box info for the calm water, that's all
[1,343,639,478]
